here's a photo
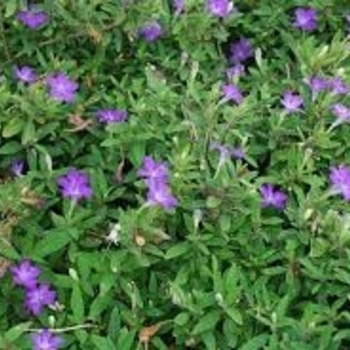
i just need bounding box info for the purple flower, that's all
[226,64,245,79]
[207,0,235,18]
[14,66,37,84]
[17,6,49,29]
[221,84,243,104]
[329,166,350,201]
[293,7,318,31]
[260,184,287,210]
[328,77,349,96]
[57,168,92,202]
[138,156,169,180]
[229,38,253,63]
[211,142,245,167]
[281,91,303,113]
[146,180,178,209]
[211,142,232,167]
[10,260,41,289]
[139,22,163,42]
[31,329,63,350]
[25,284,56,315]
[46,73,78,103]
[173,0,184,15]
[232,147,245,159]
[11,160,25,177]
[331,103,350,123]
[306,75,328,100]
[96,109,128,123]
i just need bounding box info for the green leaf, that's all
[4,322,32,342]
[2,118,24,138]
[116,329,136,350]
[34,228,76,258]
[165,243,191,260]
[91,335,116,350]
[225,307,243,326]
[239,334,269,350]
[108,307,121,339]
[0,237,20,260]
[71,284,85,323]
[192,310,221,335]
[0,141,22,155]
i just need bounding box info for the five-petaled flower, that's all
[31,329,63,350]
[260,183,288,210]
[306,75,328,100]
[281,91,303,113]
[25,284,57,315]
[329,165,350,201]
[229,38,253,63]
[96,109,128,123]
[10,260,41,289]
[17,5,49,29]
[207,0,235,18]
[173,0,184,15]
[293,7,318,31]
[328,77,349,96]
[46,73,78,103]
[139,22,163,42]
[57,168,92,202]
[221,84,243,104]
[14,66,37,84]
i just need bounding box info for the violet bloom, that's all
[25,284,56,315]
[306,75,328,101]
[329,103,350,131]
[226,64,245,79]
[14,66,37,84]
[331,103,350,123]
[31,330,63,350]
[138,156,169,180]
[96,109,128,123]
[293,7,318,31]
[207,0,235,18]
[329,165,350,201]
[146,180,178,209]
[281,91,303,113]
[260,184,287,210]
[10,260,41,289]
[46,73,78,103]
[211,142,244,168]
[221,84,243,104]
[328,77,349,96]
[346,15,350,33]
[211,142,232,167]
[57,168,92,202]
[139,22,163,42]
[11,160,25,177]
[229,38,253,63]
[173,0,184,15]
[17,6,49,29]
[232,147,245,159]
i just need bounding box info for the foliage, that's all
[1,0,350,349]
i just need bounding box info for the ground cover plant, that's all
[1,0,350,349]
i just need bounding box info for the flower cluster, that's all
[10,260,57,316]
[138,156,178,209]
